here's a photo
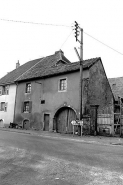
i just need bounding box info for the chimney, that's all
[16,60,20,69]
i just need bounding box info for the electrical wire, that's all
[0,18,70,28]
[1,18,123,56]
[84,31,123,56]
[60,30,73,49]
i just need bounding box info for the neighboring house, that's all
[109,77,123,136]
[0,58,43,127]
[109,77,123,99]
[14,50,115,136]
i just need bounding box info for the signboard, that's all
[71,120,78,125]
[71,120,83,126]
[78,120,83,126]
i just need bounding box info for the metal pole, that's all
[80,28,83,121]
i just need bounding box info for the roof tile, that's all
[108,77,123,98]
[0,58,42,85]
[16,56,100,82]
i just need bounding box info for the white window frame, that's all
[23,101,30,113]
[0,102,8,112]
[58,77,67,92]
[0,89,2,95]
[25,83,31,94]
[5,86,9,95]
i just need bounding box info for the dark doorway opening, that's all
[44,114,50,131]
[90,105,99,135]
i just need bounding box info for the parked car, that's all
[9,122,22,129]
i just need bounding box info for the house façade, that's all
[0,58,43,127]
[14,50,115,136]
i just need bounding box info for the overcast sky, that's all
[0,0,123,78]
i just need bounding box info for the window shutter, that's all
[29,101,32,113]
[5,102,8,112]
[0,89,2,95]
[21,102,24,113]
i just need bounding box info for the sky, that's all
[0,0,123,78]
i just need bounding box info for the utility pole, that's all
[74,21,83,121]
[80,28,83,120]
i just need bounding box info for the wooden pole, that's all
[80,29,83,136]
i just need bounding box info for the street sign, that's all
[71,120,78,125]
[78,120,83,126]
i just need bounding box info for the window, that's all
[25,83,31,93]
[5,86,9,95]
[1,102,5,111]
[59,78,67,91]
[0,102,8,112]
[4,103,8,112]
[41,100,45,104]
[22,101,32,113]
[0,87,2,95]
[23,102,29,112]
[0,86,9,95]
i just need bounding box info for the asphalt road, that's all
[0,130,123,185]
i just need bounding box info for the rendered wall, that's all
[88,60,114,135]
[14,70,89,130]
[0,84,16,126]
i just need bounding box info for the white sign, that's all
[78,120,83,126]
[71,120,78,125]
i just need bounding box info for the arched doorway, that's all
[23,119,30,130]
[54,107,77,134]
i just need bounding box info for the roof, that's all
[16,56,100,82]
[108,77,123,99]
[0,58,43,85]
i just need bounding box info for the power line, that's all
[0,18,70,28]
[1,18,123,56]
[60,30,73,49]
[84,31,123,56]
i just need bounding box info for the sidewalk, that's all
[0,127,123,146]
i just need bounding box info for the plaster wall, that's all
[15,70,89,130]
[0,84,16,126]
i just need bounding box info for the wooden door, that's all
[56,108,76,134]
[56,109,68,133]
[90,105,98,135]
[44,114,50,131]
[67,109,76,133]
[23,119,30,130]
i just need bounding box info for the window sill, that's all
[25,93,31,94]
[58,90,67,92]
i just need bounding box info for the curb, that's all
[0,128,123,147]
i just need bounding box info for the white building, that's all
[0,58,43,127]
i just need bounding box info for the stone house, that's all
[14,50,115,136]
